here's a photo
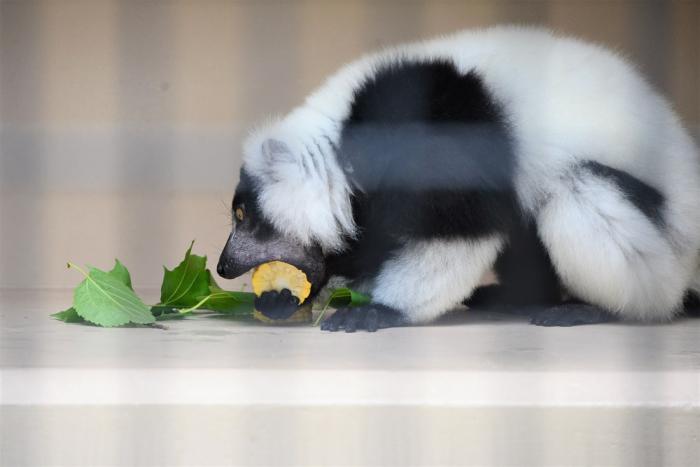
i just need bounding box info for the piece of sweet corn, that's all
[251,261,312,324]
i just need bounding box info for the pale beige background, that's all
[1,0,698,289]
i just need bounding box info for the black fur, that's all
[327,60,517,281]
[683,291,700,317]
[467,221,562,309]
[579,160,665,228]
[231,168,278,241]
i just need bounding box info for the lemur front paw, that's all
[254,288,300,320]
[530,303,618,327]
[321,304,407,332]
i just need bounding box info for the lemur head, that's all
[216,116,356,294]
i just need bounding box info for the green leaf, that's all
[200,269,255,313]
[160,241,210,308]
[70,263,155,327]
[51,307,86,323]
[327,288,371,308]
[109,259,133,290]
[207,270,222,290]
[196,290,255,314]
[52,259,136,324]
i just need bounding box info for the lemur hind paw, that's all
[321,304,407,332]
[530,303,618,327]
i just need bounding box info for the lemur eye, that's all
[235,207,245,222]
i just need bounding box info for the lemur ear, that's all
[257,138,303,183]
[261,138,295,165]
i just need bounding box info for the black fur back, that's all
[327,59,518,281]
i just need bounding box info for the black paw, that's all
[321,304,407,332]
[254,289,299,320]
[530,303,617,327]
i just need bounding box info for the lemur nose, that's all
[216,260,226,277]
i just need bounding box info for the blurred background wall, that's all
[0,0,698,289]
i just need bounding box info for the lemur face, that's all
[216,169,326,294]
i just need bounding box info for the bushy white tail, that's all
[537,173,688,321]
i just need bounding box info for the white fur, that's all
[371,237,504,324]
[243,107,354,252]
[537,168,689,320]
[243,26,700,320]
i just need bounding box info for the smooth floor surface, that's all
[1,289,699,465]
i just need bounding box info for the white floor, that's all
[1,289,699,466]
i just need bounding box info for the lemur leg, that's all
[466,221,562,311]
[321,237,504,332]
[534,164,688,325]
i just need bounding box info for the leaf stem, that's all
[152,291,254,316]
[179,294,214,313]
[312,298,332,327]
[66,262,90,279]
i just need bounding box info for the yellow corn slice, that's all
[251,261,312,324]
[251,261,311,303]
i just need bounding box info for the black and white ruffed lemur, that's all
[217,26,700,332]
